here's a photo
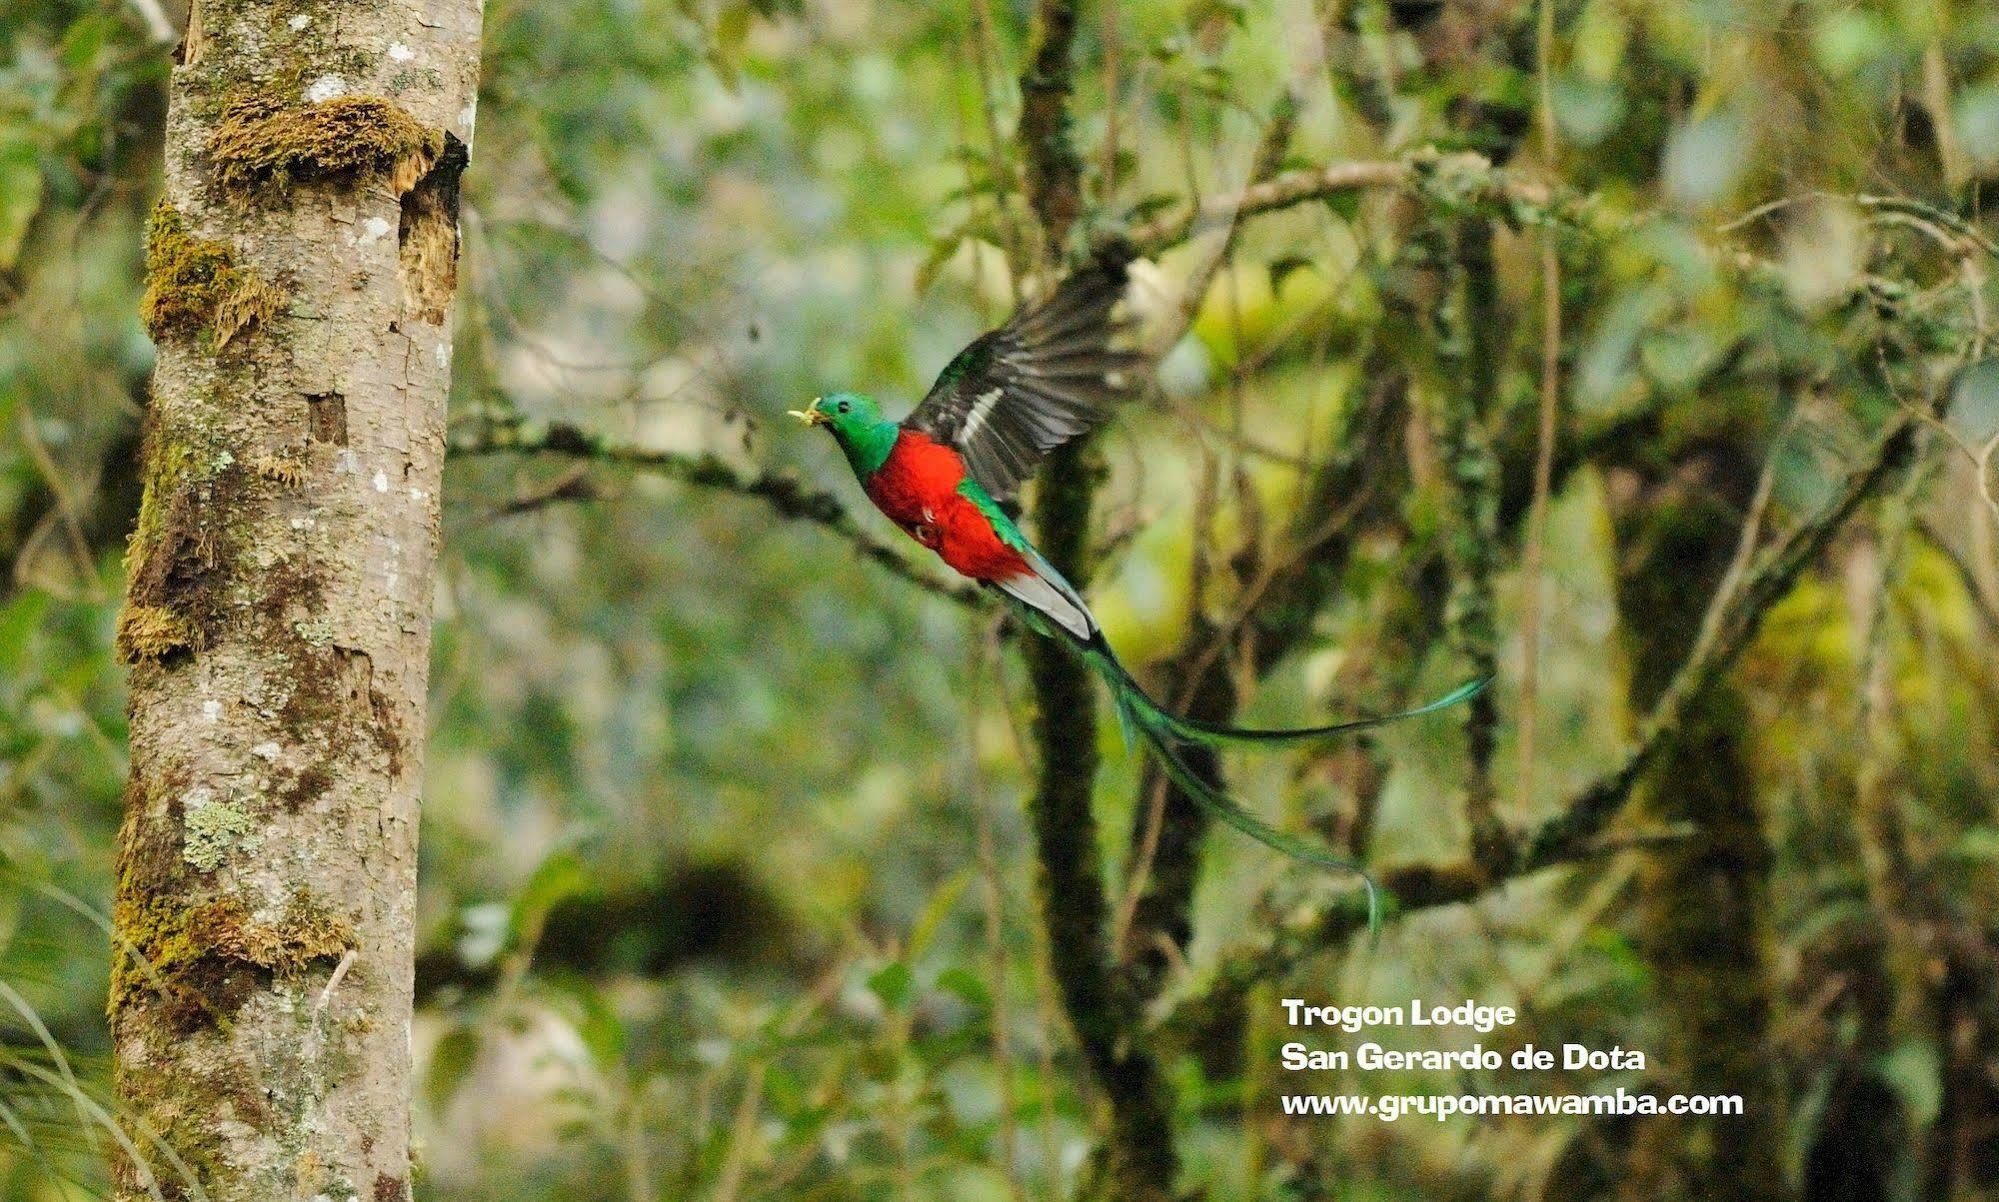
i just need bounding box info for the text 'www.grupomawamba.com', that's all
[1281,1089,1746,1122]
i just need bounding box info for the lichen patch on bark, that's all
[181,786,264,872]
[211,93,444,195]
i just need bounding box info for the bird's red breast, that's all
[863,430,1033,582]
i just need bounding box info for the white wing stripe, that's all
[958,387,1006,448]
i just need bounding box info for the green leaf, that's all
[1949,359,1999,443]
[537,972,627,1069]
[1960,83,1999,167]
[1876,1040,1941,1129]
[0,141,42,271]
[914,224,969,295]
[1946,826,1999,865]
[1811,10,1890,78]
[1124,194,1181,223]
[713,4,751,87]
[1266,255,1314,296]
[1317,191,1362,222]
[1551,74,1626,146]
[507,849,590,954]
[426,1024,481,1112]
[1662,113,1748,206]
[935,965,989,1010]
[60,14,114,70]
[867,961,913,1011]
[906,869,970,962]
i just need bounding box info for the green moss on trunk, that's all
[110,891,353,1032]
[114,414,251,664]
[140,203,285,348]
[211,93,442,194]
[1612,468,1789,1202]
[1025,439,1180,1202]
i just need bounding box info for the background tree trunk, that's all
[109,3,480,1199]
[1612,443,1789,1201]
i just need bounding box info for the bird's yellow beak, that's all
[788,401,828,427]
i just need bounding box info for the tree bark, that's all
[110,3,480,1199]
[1611,447,1789,1202]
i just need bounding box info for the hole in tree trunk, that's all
[398,132,468,326]
[305,392,347,445]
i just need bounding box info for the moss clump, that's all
[140,203,286,347]
[250,446,310,488]
[115,421,247,666]
[211,93,443,194]
[201,892,353,970]
[111,892,355,1031]
[116,605,201,663]
[276,762,334,811]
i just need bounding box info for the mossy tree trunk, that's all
[1610,444,1789,1202]
[111,3,481,1199]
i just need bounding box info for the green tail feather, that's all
[1118,692,1382,940]
[1084,629,1488,747]
[998,595,1482,937]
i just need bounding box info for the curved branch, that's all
[447,418,983,608]
[1520,397,1933,868]
[1123,149,1579,257]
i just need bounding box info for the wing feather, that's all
[906,254,1147,501]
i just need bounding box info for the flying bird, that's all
[791,253,1484,921]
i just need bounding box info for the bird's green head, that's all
[790,392,882,432]
[788,392,897,475]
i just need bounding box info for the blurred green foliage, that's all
[1,0,1998,1198]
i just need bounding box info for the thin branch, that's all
[1121,149,1577,258]
[1918,516,1999,640]
[1424,220,1507,867]
[1516,0,1562,814]
[1158,389,1940,1043]
[447,418,983,608]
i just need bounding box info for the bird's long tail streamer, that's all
[998,596,1483,935]
[1081,629,1488,748]
[1080,626,1482,938]
[1116,688,1384,939]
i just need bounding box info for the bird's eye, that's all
[837,401,851,414]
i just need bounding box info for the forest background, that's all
[2,0,1998,1198]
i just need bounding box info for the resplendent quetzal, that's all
[792,253,1484,918]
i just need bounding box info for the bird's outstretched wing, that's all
[906,257,1146,502]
